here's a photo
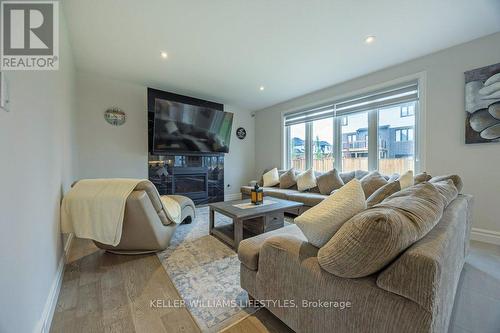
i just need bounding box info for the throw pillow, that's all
[339,170,355,184]
[307,171,323,193]
[399,170,414,189]
[366,180,401,208]
[431,179,458,207]
[317,182,445,278]
[262,168,280,187]
[296,169,317,192]
[316,168,344,195]
[295,179,366,248]
[388,173,400,182]
[414,172,432,184]
[279,168,297,189]
[430,174,463,192]
[360,171,388,198]
[355,169,370,179]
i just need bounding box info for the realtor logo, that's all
[1,1,59,70]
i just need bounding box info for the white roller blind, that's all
[284,81,418,126]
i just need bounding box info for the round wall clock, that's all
[236,127,246,139]
[104,107,126,126]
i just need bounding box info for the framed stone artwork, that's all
[464,63,500,144]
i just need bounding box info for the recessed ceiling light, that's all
[160,51,168,59]
[259,86,265,91]
[364,36,376,44]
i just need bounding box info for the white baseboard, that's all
[225,193,242,201]
[63,233,74,258]
[470,227,500,246]
[34,256,65,333]
[35,233,73,333]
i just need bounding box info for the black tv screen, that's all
[153,98,233,154]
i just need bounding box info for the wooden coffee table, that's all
[209,198,303,250]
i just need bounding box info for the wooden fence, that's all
[291,157,413,175]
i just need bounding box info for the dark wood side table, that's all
[208,198,303,250]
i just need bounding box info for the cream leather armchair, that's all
[73,180,196,254]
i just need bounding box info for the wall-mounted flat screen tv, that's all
[152,98,233,154]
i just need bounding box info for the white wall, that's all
[0,11,77,333]
[255,32,500,236]
[75,72,255,198]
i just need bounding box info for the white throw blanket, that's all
[61,178,143,246]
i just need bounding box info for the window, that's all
[287,123,306,171]
[341,112,368,171]
[379,104,415,175]
[284,81,419,175]
[400,104,415,117]
[312,118,334,172]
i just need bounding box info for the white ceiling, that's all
[63,0,500,111]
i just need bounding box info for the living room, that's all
[0,1,499,333]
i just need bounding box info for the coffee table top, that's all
[209,197,303,219]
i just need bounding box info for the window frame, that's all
[341,116,348,126]
[281,72,426,173]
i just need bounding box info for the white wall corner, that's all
[470,228,500,246]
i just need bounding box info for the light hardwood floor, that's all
[50,238,200,333]
[51,238,500,333]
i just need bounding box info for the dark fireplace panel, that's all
[175,175,206,194]
[148,155,224,205]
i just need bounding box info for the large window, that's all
[341,112,368,171]
[312,118,334,172]
[288,123,306,171]
[379,104,415,175]
[285,82,419,175]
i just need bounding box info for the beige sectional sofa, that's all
[241,169,382,214]
[238,173,472,333]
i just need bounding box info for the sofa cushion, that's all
[306,186,321,193]
[366,180,401,208]
[316,168,344,195]
[286,192,327,207]
[399,170,414,189]
[264,188,299,200]
[339,170,355,184]
[317,182,445,278]
[241,185,253,195]
[238,224,307,270]
[431,180,458,207]
[279,168,297,189]
[360,171,388,198]
[263,168,280,187]
[295,179,366,248]
[241,186,295,198]
[296,169,317,192]
[414,172,432,184]
[430,174,463,192]
[376,195,472,313]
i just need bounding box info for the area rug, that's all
[156,207,259,332]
